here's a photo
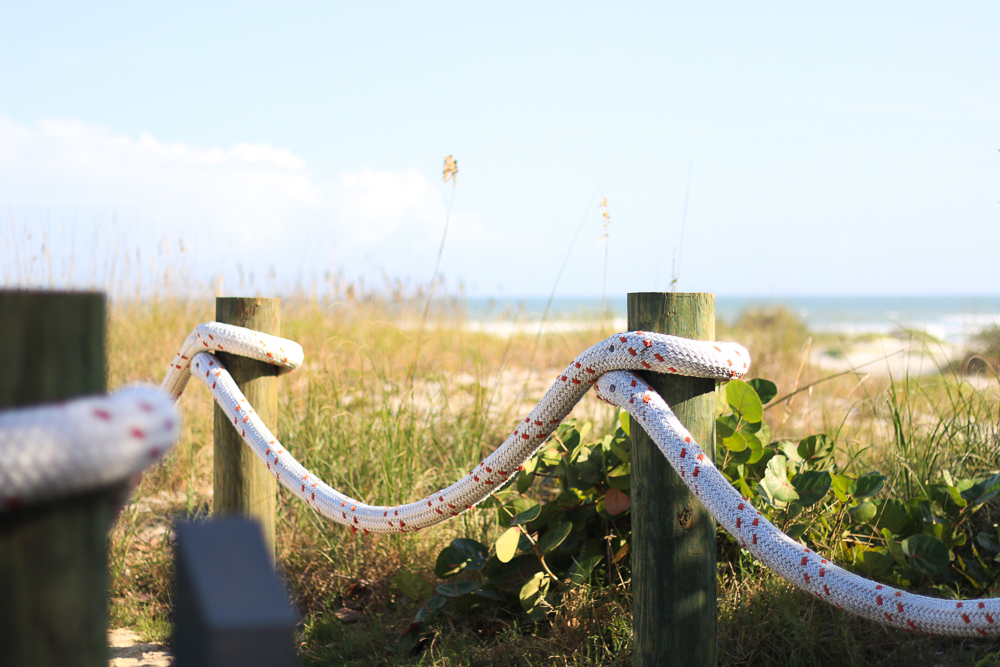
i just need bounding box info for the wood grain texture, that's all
[0,290,111,667]
[628,292,716,667]
[213,297,279,563]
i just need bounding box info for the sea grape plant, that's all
[392,376,1000,651]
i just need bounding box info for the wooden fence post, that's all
[213,297,279,563]
[0,290,110,667]
[628,292,716,667]
[172,518,298,667]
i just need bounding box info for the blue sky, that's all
[1,3,998,298]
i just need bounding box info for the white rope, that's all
[3,320,998,637]
[0,386,179,510]
[158,323,1000,637]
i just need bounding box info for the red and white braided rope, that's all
[4,322,991,636]
[0,386,180,510]
[161,323,1000,636]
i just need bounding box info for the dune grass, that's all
[102,296,1000,666]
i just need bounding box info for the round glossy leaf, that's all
[495,527,521,563]
[488,554,542,592]
[414,593,448,622]
[716,416,737,440]
[960,472,1000,506]
[797,434,834,466]
[519,572,551,614]
[604,487,631,516]
[901,534,949,576]
[509,502,542,527]
[472,587,505,601]
[849,501,877,524]
[606,463,631,490]
[722,431,748,452]
[726,379,763,423]
[536,521,573,554]
[436,581,480,598]
[791,470,832,507]
[618,410,630,436]
[450,539,488,568]
[435,548,464,578]
[760,455,798,504]
[393,570,433,601]
[748,378,778,405]
[857,548,894,577]
[744,433,764,463]
[873,498,908,535]
[516,471,535,494]
[850,472,887,499]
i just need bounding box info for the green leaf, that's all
[496,527,521,563]
[510,504,542,527]
[786,523,808,540]
[516,471,535,494]
[536,522,573,554]
[791,470,832,506]
[902,534,950,576]
[435,539,489,577]
[759,455,798,505]
[722,431,748,452]
[609,438,630,464]
[873,498,908,535]
[779,441,805,465]
[747,378,778,405]
[436,581,480,598]
[976,531,1000,554]
[487,554,542,592]
[472,586,505,601]
[435,548,463,578]
[618,410,630,436]
[850,472,887,499]
[797,434,834,467]
[567,555,602,586]
[849,501,877,524]
[519,572,551,618]
[393,570,433,601]
[830,473,851,503]
[727,379,763,423]
[736,474,754,499]
[744,433,764,464]
[960,472,1000,506]
[414,593,448,622]
[522,456,538,476]
[857,548,894,577]
[606,462,631,490]
[716,416,736,440]
[882,528,907,567]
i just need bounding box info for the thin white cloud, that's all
[0,116,486,291]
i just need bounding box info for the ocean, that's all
[461,295,1000,345]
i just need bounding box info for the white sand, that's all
[811,336,960,378]
[108,629,171,667]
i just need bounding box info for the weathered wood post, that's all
[213,297,280,563]
[628,292,716,667]
[172,518,298,667]
[0,290,110,667]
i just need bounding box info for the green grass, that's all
[102,298,1000,666]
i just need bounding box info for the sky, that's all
[1,3,998,299]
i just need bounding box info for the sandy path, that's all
[108,629,171,667]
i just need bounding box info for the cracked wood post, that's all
[0,290,110,667]
[628,292,716,667]
[214,297,279,564]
